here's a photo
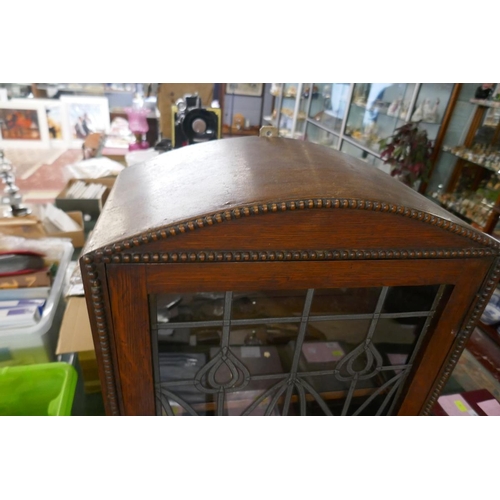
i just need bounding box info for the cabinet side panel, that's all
[107,265,155,415]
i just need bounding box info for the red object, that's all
[0,251,46,277]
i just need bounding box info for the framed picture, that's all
[60,95,110,148]
[12,98,69,147]
[0,100,50,149]
[44,100,67,147]
[226,83,264,97]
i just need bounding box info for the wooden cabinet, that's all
[81,136,500,416]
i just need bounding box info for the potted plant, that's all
[378,121,434,188]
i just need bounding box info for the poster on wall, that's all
[60,95,110,147]
[0,101,49,148]
[226,83,263,97]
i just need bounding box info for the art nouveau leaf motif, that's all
[335,341,384,382]
[194,347,251,394]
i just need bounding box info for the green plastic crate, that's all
[0,362,77,416]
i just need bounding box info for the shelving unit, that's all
[269,83,457,177]
[426,84,500,235]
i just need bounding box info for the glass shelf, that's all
[470,98,500,109]
[305,121,339,149]
[340,140,387,173]
[351,102,408,121]
[345,83,415,156]
[343,133,382,157]
[442,145,500,173]
[308,83,350,135]
[429,191,495,229]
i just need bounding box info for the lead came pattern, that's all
[154,285,446,416]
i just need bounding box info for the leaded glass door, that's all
[150,285,447,416]
[105,258,490,416]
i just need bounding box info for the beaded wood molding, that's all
[82,198,500,264]
[421,257,500,416]
[87,248,496,265]
[81,261,120,415]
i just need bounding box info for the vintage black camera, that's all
[172,94,220,149]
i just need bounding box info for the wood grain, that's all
[106,265,155,415]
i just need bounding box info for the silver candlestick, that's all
[0,150,31,216]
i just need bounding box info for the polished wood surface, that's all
[107,265,155,415]
[85,137,496,255]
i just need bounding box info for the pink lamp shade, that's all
[125,108,149,134]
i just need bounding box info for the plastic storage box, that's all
[0,241,73,367]
[0,362,77,416]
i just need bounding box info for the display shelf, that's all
[442,145,500,173]
[430,192,495,229]
[470,98,500,109]
[351,103,442,126]
[343,134,382,158]
[165,386,384,415]
[351,102,406,120]
[222,124,260,137]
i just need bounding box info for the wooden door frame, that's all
[103,257,495,416]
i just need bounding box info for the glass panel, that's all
[151,285,449,416]
[411,83,454,141]
[345,83,414,154]
[305,121,339,149]
[310,287,381,316]
[340,140,388,173]
[155,292,225,324]
[426,84,484,195]
[231,290,306,320]
[308,83,350,134]
[272,83,308,139]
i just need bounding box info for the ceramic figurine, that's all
[399,102,409,119]
[387,98,402,117]
[411,101,424,122]
[423,98,440,123]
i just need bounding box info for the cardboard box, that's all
[0,214,46,239]
[0,211,85,247]
[56,297,94,354]
[45,211,85,248]
[55,177,116,222]
[56,296,100,393]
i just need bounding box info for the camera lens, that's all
[192,118,207,134]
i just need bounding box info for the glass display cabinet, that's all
[276,82,458,175]
[81,136,500,416]
[265,83,307,139]
[427,84,500,236]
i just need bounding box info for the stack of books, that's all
[65,181,107,200]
